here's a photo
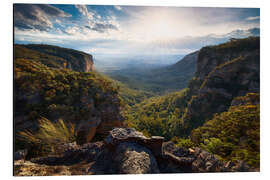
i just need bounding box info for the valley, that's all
[14,37,260,175]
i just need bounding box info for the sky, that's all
[14,4,260,56]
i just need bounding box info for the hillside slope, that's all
[191,93,260,168]
[107,51,198,94]
[125,88,191,140]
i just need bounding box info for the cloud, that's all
[74,5,119,33]
[14,5,260,55]
[148,27,260,53]
[90,23,118,33]
[14,4,71,31]
[114,6,122,11]
[75,4,94,20]
[120,7,260,41]
[246,16,260,21]
[63,26,80,35]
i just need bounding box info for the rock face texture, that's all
[75,95,124,145]
[15,44,94,72]
[114,142,159,174]
[195,37,259,81]
[183,37,260,131]
[14,128,256,176]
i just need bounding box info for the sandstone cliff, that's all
[182,37,260,131]
[15,44,94,72]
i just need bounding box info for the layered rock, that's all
[196,37,260,81]
[16,44,94,72]
[183,37,260,131]
[14,128,256,176]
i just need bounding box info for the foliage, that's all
[199,37,260,59]
[18,117,76,157]
[125,88,191,140]
[14,38,260,169]
[191,93,260,168]
[101,74,154,107]
[171,137,195,149]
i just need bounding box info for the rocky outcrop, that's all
[196,37,260,81]
[104,128,164,156]
[25,44,95,72]
[15,44,94,72]
[183,37,260,131]
[76,95,124,145]
[14,56,123,149]
[14,128,256,176]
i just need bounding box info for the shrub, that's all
[171,137,195,149]
[18,117,76,157]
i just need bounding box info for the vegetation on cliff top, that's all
[15,44,93,72]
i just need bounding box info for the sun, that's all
[151,19,175,38]
[138,10,180,41]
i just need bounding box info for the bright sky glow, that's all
[14,4,260,55]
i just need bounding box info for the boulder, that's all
[104,128,164,156]
[192,149,223,172]
[15,149,28,161]
[114,142,159,174]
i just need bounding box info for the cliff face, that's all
[15,44,94,72]
[196,37,260,81]
[183,37,260,131]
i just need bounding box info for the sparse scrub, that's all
[18,117,76,157]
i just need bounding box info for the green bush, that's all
[171,137,195,149]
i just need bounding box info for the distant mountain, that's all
[94,54,184,73]
[15,44,94,72]
[106,52,198,94]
